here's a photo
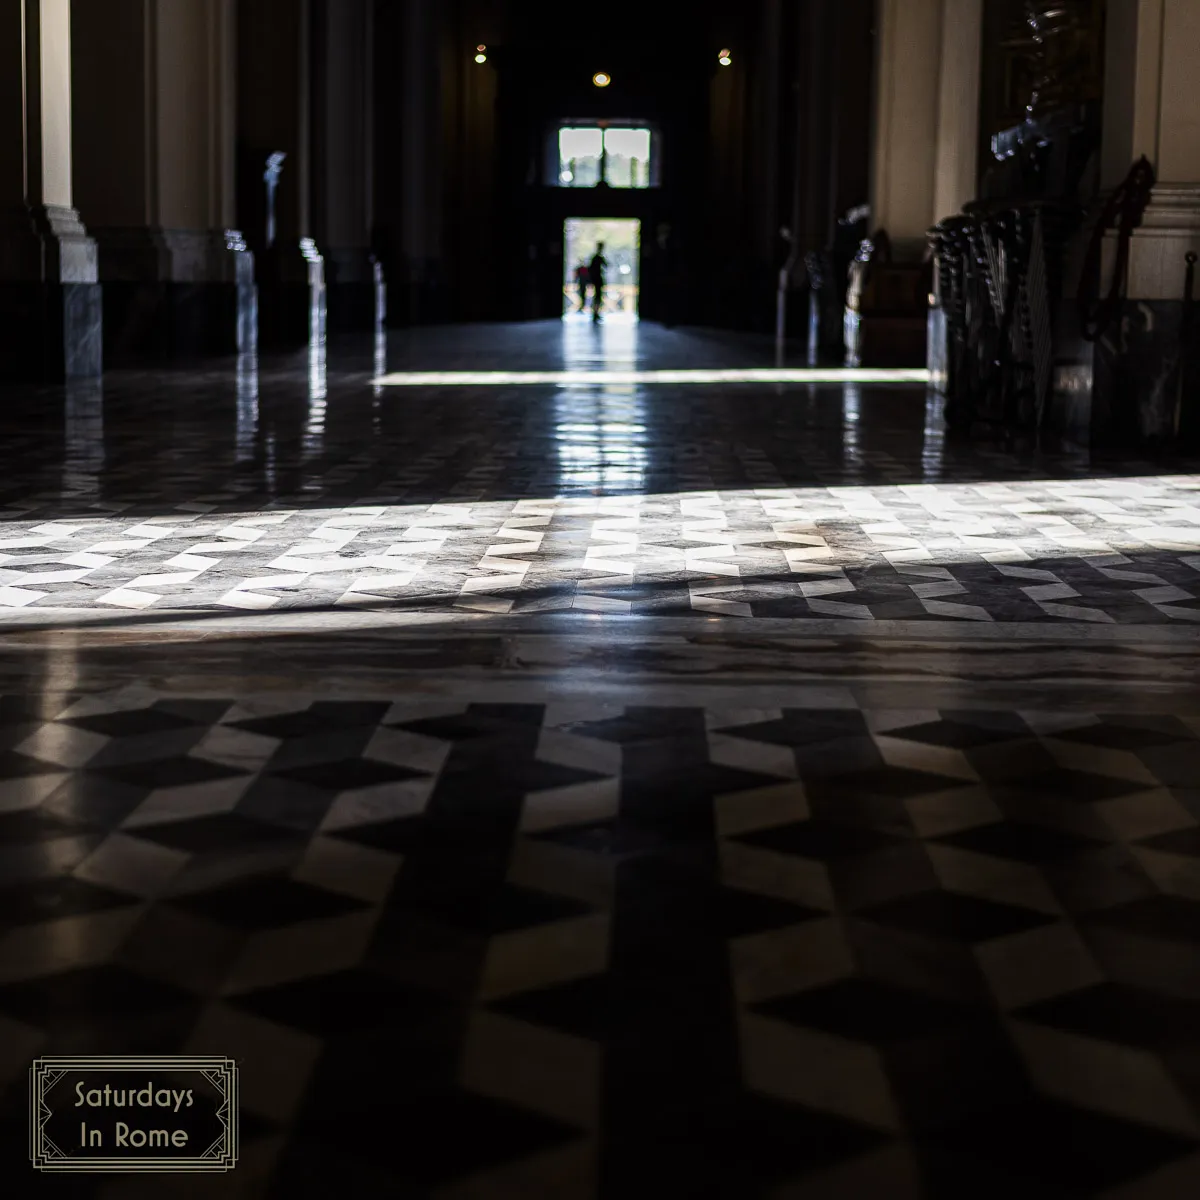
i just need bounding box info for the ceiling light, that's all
[718,48,732,66]
[592,72,611,87]
[474,44,487,63]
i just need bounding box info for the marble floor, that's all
[2,322,1200,1198]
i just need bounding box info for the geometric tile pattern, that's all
[1,477,1199,621]
[3,693,1200,1196]
[3,325,1200,1197]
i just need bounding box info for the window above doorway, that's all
[555,125,655,188]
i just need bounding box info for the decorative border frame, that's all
[30,1056,238,1173]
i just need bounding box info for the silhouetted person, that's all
[589,243,608,322]
[574,262,589,312]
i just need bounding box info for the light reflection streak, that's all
[373,327,387,397]
[842,384,862,470]
[305,320,328,457]
[235,353,259,466]
[63,380,104,500]
[923,389,946,478]
[554,384,649,492]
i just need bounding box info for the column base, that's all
[803,253,848,365]
[258,239,325,348]
[0,205,102,381]
[1053,184,1200,447]
[807,295,848,365]
[927,305,949,393]
[93,228,257,364]
[0,283,103,381]
[1046,302,1198,448]
[325,249,386,332]
[1091,300,1195,446]
[845,309,928,367]
[1102,184,1200,301]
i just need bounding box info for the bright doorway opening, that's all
[563,217,640,322]
[557,127,652,188]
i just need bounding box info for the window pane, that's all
[558,127,603,187]
[604,128,651,188]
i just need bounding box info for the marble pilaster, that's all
[0,0,101,380]
[70,0,254,365]
[870,0,983,260]
[312,0,385,332]
[870,0,983,369]
[1067,0,1200,444]
[237,0,325,349]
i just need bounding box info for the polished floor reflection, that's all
[2,323,1200,1198]
[1,323,1196,628]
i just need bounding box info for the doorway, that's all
[563,218,640,321]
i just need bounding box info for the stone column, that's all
[312,0,384,332]
[237,0,324,347]
[931,0,984,223]
[0,0,101,380]
[70,0,254,364]
[869,0,983,256]
[805,0,875,362]
[1091,0,1200,442]
[869,0,983,371]
[399,0,443,324]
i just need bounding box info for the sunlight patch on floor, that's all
[376,368,933,386]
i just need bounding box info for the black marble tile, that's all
[128,811,301,854]
[734,818,908,861]
[89,755,250,789]
[167,874,368,930]
[1136,825,1200,857]
[1084,894,1200,946]
[0,750,67,778]
[230,967,446,1036]
[892,714,1032,749]
[714,709,871,746]
[927,1097,1199,1193]
[0,876,139,929]
[233,701,393,739]
[531,817,678,859]
[714,885,826,937]
[291,1088,585,1185]
[64,707,202,738]
[0,806,90,843]
[1015,981,1200,1051]
[753,977,977,1044]
[394,704,548,742]
[406,880,593,936]
[37,774,151,829]
[859,890,1057,943]
[490,974,616,1041]
[933,820,1107,863]
[268,757,427,791]
[0,964,196,1030]
[602,1088,888,1198]
[990,767,1149,804]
